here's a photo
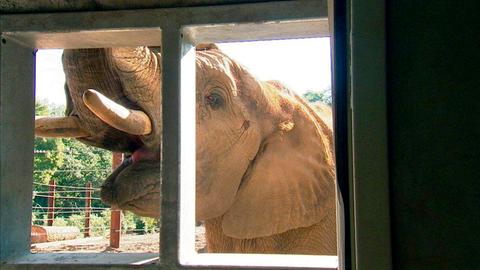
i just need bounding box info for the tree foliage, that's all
[34,102,64,184]
[303,90,332,105]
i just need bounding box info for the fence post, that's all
[110,152,123,248]
[84,182,92,237]
[47,179,56,226]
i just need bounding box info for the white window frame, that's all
[0,0,391,269]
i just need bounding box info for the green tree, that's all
[303,90,332,105]
[53,138,112,212]
[33,138,65,184]
[34,102,65,188]
[33,102,66,223]
[36,98,66,116]
[35,102,49,116]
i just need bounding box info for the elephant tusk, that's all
[83,89,152,136]
[35,116,90,138]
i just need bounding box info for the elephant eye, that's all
[205,92,224,110]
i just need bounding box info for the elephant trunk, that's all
[108,47,162,149]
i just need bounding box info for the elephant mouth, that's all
[100,147,161,218]
[81,88,160,217]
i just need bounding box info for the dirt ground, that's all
[31,227,206,253]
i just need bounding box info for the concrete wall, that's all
[387,0,480,269]
[0,0,274,13]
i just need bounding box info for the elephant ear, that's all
[222,97,336,239]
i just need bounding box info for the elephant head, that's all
[195,45,336,241]
[35,47,161,217]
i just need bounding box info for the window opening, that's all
[31,46,161,259]
[179,29,338,269]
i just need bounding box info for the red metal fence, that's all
[32,180,118,238]
[110,152,123,248]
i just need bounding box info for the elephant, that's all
[35,44,337,255]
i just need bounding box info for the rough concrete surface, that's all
[0,0,279,14]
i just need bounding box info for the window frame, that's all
[0,0,391,269]
[348,0,392,269]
